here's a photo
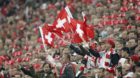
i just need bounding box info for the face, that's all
[122,64,131,75]
[100,43,106,51]
[121,31,128,39]
[115,41,123,50]
[61,53,68,63]
[129,39,137,48]
[105,42,111,50]
[128,32,137,39]
[63,48,70,54]
[121,51,128,57]
[43,64,50,72]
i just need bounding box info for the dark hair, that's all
[42,62,52,69]
[121,47,130,54]
[65,53,71,61]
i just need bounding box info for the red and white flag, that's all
[70,18,88,43]
[39,25,55,48]
[42,25,55,47]
[53,6,73,32]
[82,12,95,39]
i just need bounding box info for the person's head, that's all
[106,27,113,35]
[105,38,115,50]
[42,63,52,72]
[61,53,71,64]
[120,47,130,57]
[121,30,128,39]
[115,40,124,50]
[122,64,131,75]
[62,47,70,54]
[128,39,137,48]
[128,31,137,39]
[99,41,106,51]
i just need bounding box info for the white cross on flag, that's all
[70,18,88,43]
[76,24,84,37]
[53,6,73,33]
[40,25,55,47]
[44,32,55,47]
[45,32,53,44]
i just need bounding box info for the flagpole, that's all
[39,25,47,52]
[65,6,73,18]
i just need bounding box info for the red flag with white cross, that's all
[41,26,55,47]
[70,18,88,43]
[53,6,73,33]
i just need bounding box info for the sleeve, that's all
[110,53,120,66]
[69,44,85,56]
[20,66,35,77]
[79,45,90,56]
[89,49,100,57]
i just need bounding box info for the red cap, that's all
[80,66,85,71]
[131,55,139,62]
[106,38,115,48]
[96,2,103,7]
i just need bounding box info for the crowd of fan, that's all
[0,0,140,78]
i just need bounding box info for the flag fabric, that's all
[42,25,55,47]
[43,23,63,37]
[53,6,73,33]
[39,6,95,47]
[70,18,88,43]
[82,12,95,39]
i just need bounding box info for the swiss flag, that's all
[70,18,88,43]
[43,23,62,37]
[40,26,55,47]
[82,12,95,39]
[53,6,73,33]
[71,33,83,43]
[85,26,95,39]
[43,32,55,47]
